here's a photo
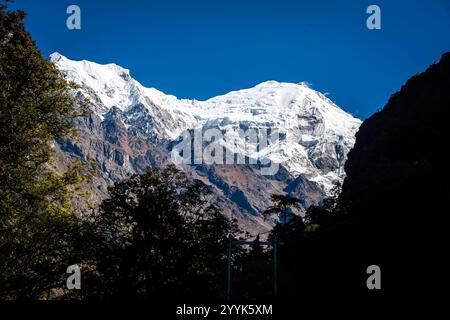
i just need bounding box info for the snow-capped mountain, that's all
[50,52,361,233]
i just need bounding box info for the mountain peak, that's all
[256,80,281,87]
[50,54,361,192]
[253,80,309,90]
[51,53,138,111]
[51,53,131,79]
[49,52,64,63]
[49,53,362,230]
[297,81,310,87]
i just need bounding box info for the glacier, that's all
[50,52,361,232]
[50,52,360,192]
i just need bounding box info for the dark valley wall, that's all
[338,52,450,296]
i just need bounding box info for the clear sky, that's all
[9,0,450,119]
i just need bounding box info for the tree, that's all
[233,235,272,300]
[304,182,341,228]
[263,194,302,226]
[88,165,239,299]
[0,1,86,299]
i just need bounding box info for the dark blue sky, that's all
[10,0,450,119]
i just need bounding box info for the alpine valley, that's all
[50,53,361,234]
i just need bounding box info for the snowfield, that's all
[50,52,361,194]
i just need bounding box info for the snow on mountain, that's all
[50,52,361,194]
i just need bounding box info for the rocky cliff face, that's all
[50,53,361,233]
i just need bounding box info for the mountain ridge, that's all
[51,52,361,232]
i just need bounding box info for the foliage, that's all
[81,165,239,300]
[263,194,302,225]
[0,1,86,299]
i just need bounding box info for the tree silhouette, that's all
[87,165,239,299]
[263,194,302,225]
[233,235,272,300]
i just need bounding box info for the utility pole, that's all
[273,234,278,298]
[226,236,232,301]
[226,237,278,300]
